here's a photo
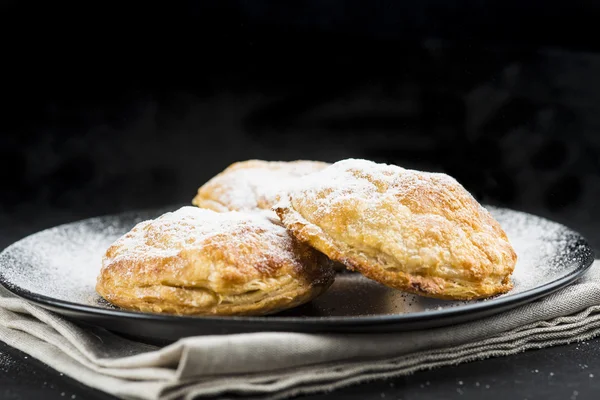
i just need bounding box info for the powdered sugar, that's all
[487,207,587,292]
[0,352,16,373]
[107,206,291,263]
[289,158,457,194]
[282,158,460,220]
[0,214,128,304]
[195,160,329,212]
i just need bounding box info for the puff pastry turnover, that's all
[96,207,335,315]
[274,159,517,300]
[192,160,329,214]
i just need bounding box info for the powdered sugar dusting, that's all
[488,207,589,293]
[0,215,128,305]
[195,160,329,211]
[107,206,290,264]
[283,158,460,219]
[0,205,593,316]
[0,352,16,373]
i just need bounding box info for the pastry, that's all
[274,159,517,300]
[96,207,335,315]
[192,160,329,214]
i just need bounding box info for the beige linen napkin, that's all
[1,260,600,400]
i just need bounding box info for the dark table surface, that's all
[2,331,600,400]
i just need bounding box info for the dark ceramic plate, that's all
[0,206,594,342]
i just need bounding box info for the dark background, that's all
[2,1,600,399]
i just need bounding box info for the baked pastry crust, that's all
[96,207,334,315]
[274,159,517,300]
[192,160,329,213]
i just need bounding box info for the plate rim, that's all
[0,206,595,328]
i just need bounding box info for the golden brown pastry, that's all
[274,159,517,300]
[96,207,335,315]
[192,160,329,214]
